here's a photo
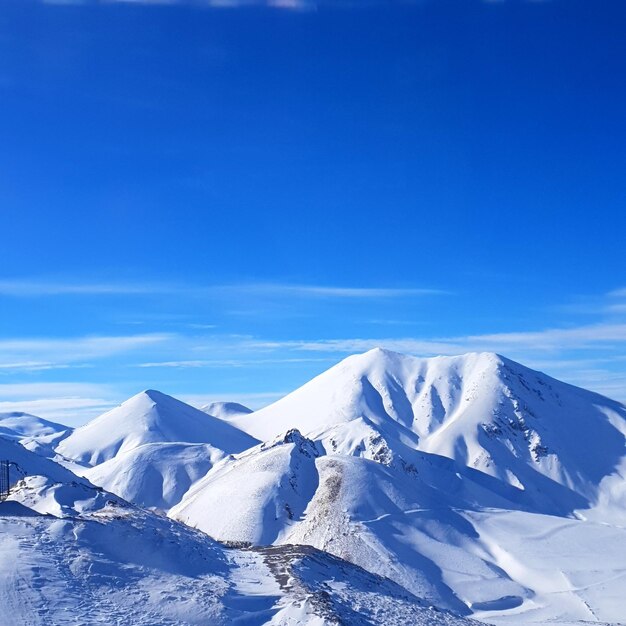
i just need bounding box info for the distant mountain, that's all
[201,401,253,420]
[0,411,70,442]
[0,432,86,490]
[84,441,224,511]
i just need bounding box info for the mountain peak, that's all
[129,388,174,405]
[352,347,504,368]
[57,390,258,466]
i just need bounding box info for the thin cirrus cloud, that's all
[36,0,360,11]
[138,357,334,368]
[0,333,172,369]
[0,279,444,300]
[0,382,118,426]
[608,287,626,298]
[244,323,626,355]
[42,0,391,9]
[0,361,75,372]
[0,279,159,296]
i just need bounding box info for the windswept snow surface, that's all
[0,434,476,626]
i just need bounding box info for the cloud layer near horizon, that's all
[2,278,626,424]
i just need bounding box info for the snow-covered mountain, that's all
[0,411,69,442]
[170,429,531,616]
[172,428,626,623]
[57,389,257,465]
[201,400,253,420]
[230,349,626,516]
[0,433,476,626]
[55,390,259,511]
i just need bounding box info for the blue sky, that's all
[1,0,626,425]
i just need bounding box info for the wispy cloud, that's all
[0,361,74,372]
[0,382,111,399]
[246,323,626,356]
[0,278,444,300]
[0,382,118,426]
[44,0,347,9]
[0,279,160,297]
[0,333,172,369]
[463,323,626,350]
[608,287,626,298]
[66,0,468,7]
[138,356,334,368]
[250,285,444,298]
[245,337,466,355]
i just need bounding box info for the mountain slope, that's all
[171,425,626,624]
[171,429,535,615]
[84,442,224,511]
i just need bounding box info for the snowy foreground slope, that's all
[0,436,475,626]
[37,349,626,625]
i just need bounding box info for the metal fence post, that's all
[0,460,9,501]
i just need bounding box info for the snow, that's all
[84,442,226,511]
[172,430,323,545]
[230,349,626,517]
[171,434,533,615]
